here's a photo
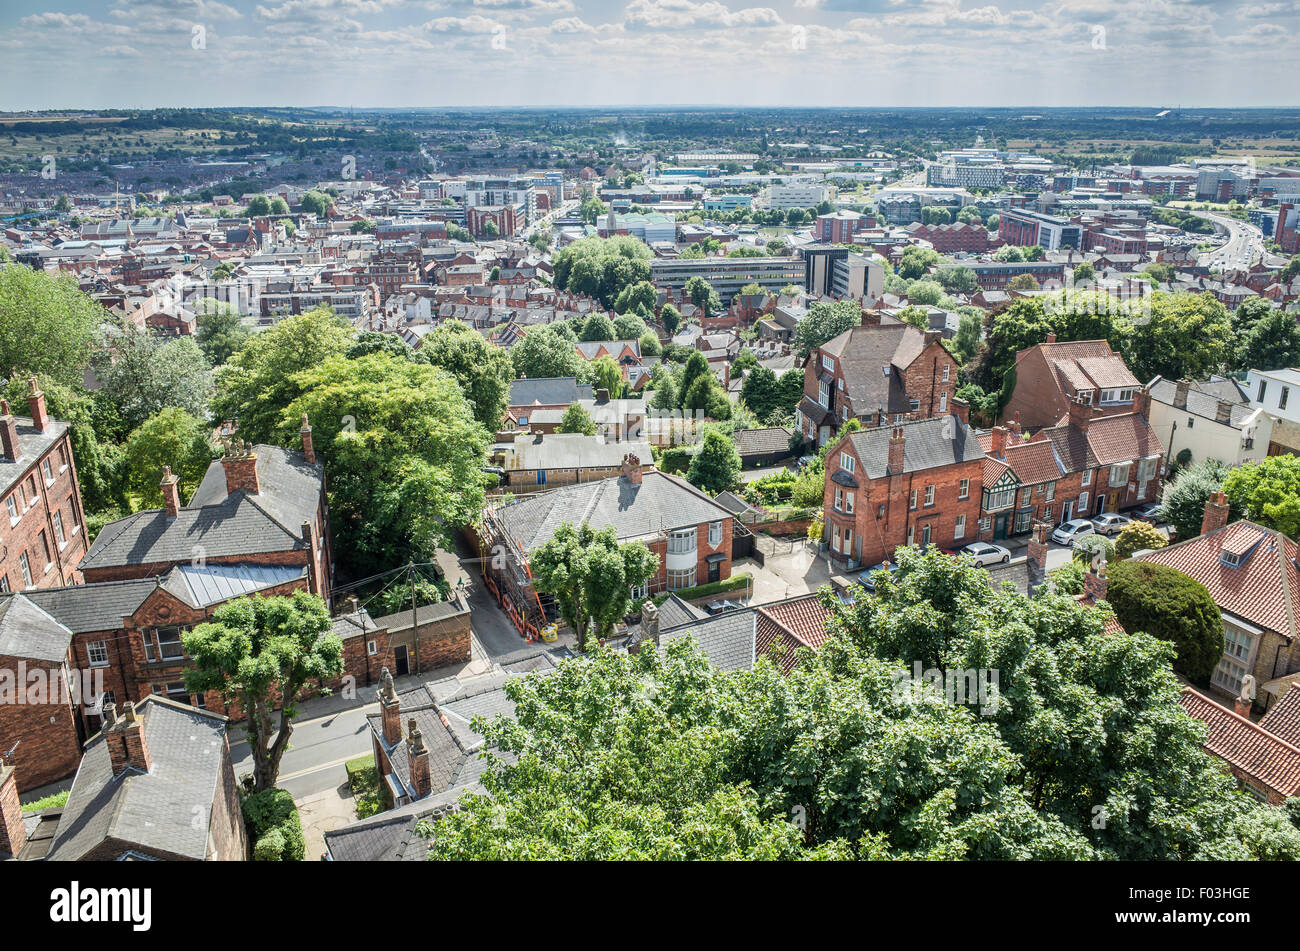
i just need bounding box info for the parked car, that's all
[705,599,741,615]
[1051,519,1096,546]
[960,542,1012,567]
[1132,502,1162,522]
[1090,512,1132,536]
[857,562,899,591]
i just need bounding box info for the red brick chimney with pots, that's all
[26,377,48,433]
[887,426,905,475]
[378,668,402,746]
[622,452,643,485]
[950,396,969,425]
[406,718,431,800]
[861,310,881,326]
[0,759,26,858]
[0,401,20,463]
[1082,558,1109,604]
[1202,491,1231,536]
[1027,520,1051,594]
[1045,332,1057,344]
[1234,694,1253,718]
[107,701,152,775]
[1067,394,1093,434]
[160,465,181,519]
[299,414,315,465]
[990,426,1008,457]
[221,438,260,496]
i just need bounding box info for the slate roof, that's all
[371,595,470,636]
[507,433,654,471]
[81,446,322,571]
[332,608,380,641]
[0,594,73,662]
[507,376,593,408]
[323,786,462,861]
[732,427,794,457]
[660,608,756,672]
[495,470,734,553]
[1148,376,1260,427]
[656,593,707,630]
[818,323,930,416]
[1180,686,1300,799]
[45,696,231,861]
[0,416,70,496]
[1136,520,1300,640]
[845,415,984,480]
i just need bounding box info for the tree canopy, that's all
[1222,454,1300,539]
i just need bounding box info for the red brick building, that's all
[904,222,996,253]
[797,315,960,447]
[822,411,986,567]
[1001,335,1143,433]
[0,379,89,593]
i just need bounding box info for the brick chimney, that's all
[0,401,20,464]
[1133,386,1152,419]
[220,438,259,496]
[1202,491,1230,536]
[1067,394,1093,434]
[106,701,152,775]
[1173,379,1190,410]
[1215,399,1233,424]
[406,718,431,800]
[1234,693,1253,718]
[621,452,643,485]
[299,413,315,465]
[860,310,881,327]
[0,758,26,858]
[1045,332,1057,344]
[378,668,402,746]
[1026,520,1050,595]
[990,426,1008,457]
[1082,556,1109,604]
[923,330,942,347]
[642,600,660,648]
[887,426,906,475]
[950,396,969,426]
[595,388,610,404]
[160,465,181,519]
[26,377,48,433]
[1007,413,1022,439]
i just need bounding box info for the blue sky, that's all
[1,0,1295,108]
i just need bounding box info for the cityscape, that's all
[1,0,1299,929]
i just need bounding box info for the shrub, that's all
[657,445,694,475]
[1049,560,1086,596]
[1114,521,1168,560]
[1106,560,1223,683]
[1161,459,1230,541]
[1071,533,1115,565]
[243,788,306,862]
[808,512,824,542]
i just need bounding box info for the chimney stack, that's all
[642,600,659,648]
[378,668,402,746]
[0,401,20,464]
[595,388,610,404]
[1067,394,1093,434]
[990,425,1009,457]
[220,438,260,496]
[923,329,942,347]
[621,452,643,485]
[1007,413,1022,439]
[1201,491,1230,536]
[1234,694,1253,718]
[0,758,25,859]
[1045,332,1057,344]
[1173,379,1191,410]
[406,718,432,800]
[1027,520,1050,595]
[299,414,315,465]
[160,465,181,519]
[1082,554,1109,604]
[860,310,881,327]
[1215,400,1233,424]
[950,396,969,426]
[1133,386,1152,419]
[106,701,152,776]
[26,377,48,433]
[887,426,906,475]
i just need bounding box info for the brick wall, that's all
[899,340,960,420]
[208,735,249,861]
[0,653,83,791]
[0,431,87,591]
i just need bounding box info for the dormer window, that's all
[1220,551,1241,568]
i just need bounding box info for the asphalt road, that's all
[1193,210,1265,270]
[229,705,374,800]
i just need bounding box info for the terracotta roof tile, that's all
[1259,682,1300,749]
[755,594,832,672]
[1180,687,1300,798]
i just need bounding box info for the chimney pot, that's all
[1045,332,1057,344]
[379,668,402,746]
[621,452,643,485]
[1201,490,1230,536]
[991,426,1008,457]
[1173,378,1191,410]
[26,377,48,433]
[300,413,315,465]
[220,442,260,496]
[1234,695,1253,718]
[160,465,181,519]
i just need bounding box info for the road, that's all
[1192,210,1266,270]
[229,705,373,800]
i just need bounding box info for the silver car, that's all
[1091,513,1132,536]
[1051,519,1096,545]
[960,542,1012,567]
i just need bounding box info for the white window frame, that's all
[1081,469,1091,487]
[924,485,935,506]
[86,640,108,667]
[18,551,31,587]
[954,514,966,540]
[667,528,697,554]
[1109,463,1130,487]
[840,453,855,474]
[708,520,722,546]
[958,478,969,500]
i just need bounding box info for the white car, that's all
[1051,519,1096,546]
[1090,513,1132,536]
[960,542,1012,567]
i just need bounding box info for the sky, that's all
[0,0,1296,109]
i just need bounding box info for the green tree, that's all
[511,325,584,381]
[1072,262,1095,283]
[794,300,860,358]
[935,266,978,294]
[300,190,332,218]
[280,353,489,576]
[420,319,515,433]
[552,236,651,308]
[686,429,741,494]
[1235,308,1300,371]
[899,246,940,280]
[558,402,597,435]
[613,312,648,340]
[212,307,355,445]
[1114,520,1168,560]
[93,326,212,433]
[184,591,342,792]
[1222,454,1300,539]
[581,312,616,341]
[195,302,252,367]
[1106,560,1224,683]
[952,312,983,364]
[1161,459,1231,541]
[123,408,213,508]
[529,522,659,651]
[659,303,682,336]
[1126,292,1232,383]
[0,267,104,386]
[590,355,625,399]
[245,195,272,216]
[683,276,720,318]
[1008,274,1040,291]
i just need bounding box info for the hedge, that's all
[1105,560,1223,683]
[242,788,305,862]
[652,572,751,606]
